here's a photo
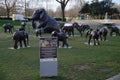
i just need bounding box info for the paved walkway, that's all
[106,73,120,80]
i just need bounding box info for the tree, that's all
[80,3,90,14]
[56,0,70,21]
[0,0,17,18]
[79,0,119,19]
[0,6,6,17]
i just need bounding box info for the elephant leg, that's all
[36,32,38,37]
[10,30,12,33]
[62,40,68,47]
[68,31,71,37]
[9,29,11,33]
[93,39,96,46]
[110,31,113,36]
[39,30,42,37]
[96,38,100,45]
[72,31,74,37]
[14,40,18,49]
[23,39,27,47]
[19,40,22,48]
[116,32,119,36]
[62,41,65,47]
[80,31,82,37]
[88,36,91,45]
[103,35,106,41]
[99,35,102,41]
[10,29,12,33]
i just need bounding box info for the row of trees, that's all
[0,0,84,20]
[0,0,120,20]
[80,0,120,19]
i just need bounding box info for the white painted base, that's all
[59,46,72,48]
[84,42,98,46]
[40,58,57,77]
[8,46,31,50]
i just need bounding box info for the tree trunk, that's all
[6,8,10,18]
[61,4,66,21]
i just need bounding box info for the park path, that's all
[106,73,120,80]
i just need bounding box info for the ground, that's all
[0,19,120,80]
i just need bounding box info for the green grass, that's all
[0,20,120,80]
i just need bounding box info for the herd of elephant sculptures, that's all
[2,8,120,49]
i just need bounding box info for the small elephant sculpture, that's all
[72,22,83,37]
[3,23,14,33]
[13,30,29,49]
[51,31,69,47]
[29,8,60,33]
[86,29,100,46]
[109,26,120,36]
[97,27,108,41]
[62,23,74,37]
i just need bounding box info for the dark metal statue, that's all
[3,23,14,33]
[13,30,29,49]
[29,8,60,33]
[51,31,69,48]
[109,26,120,36]
[97,27,108,41]
[86,29,100,46]
[81,24,90,32]
[62,23,74,37]
[73,22,83,37]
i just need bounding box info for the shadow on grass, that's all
[40,76,69,80]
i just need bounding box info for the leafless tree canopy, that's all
[0,0,17,18]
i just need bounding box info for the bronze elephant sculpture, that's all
[13,30,29,49]
[86,29,100,46]
[72,22,83,37]
[3,23,14,33]
[97,27,108,41]
[62,23,74,37]
[29,8,60,33]
[109,26,120,36]
[51,31,69,47]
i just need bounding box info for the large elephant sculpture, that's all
[29,8,60,33]
[51,31,69,47]
[3,23,14,33]
[13,30,29,49]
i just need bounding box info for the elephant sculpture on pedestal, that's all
[13,30,29,49]
[51,31,69,48]
[3,23,14,33]
[97,27,108,41]
[86,29,100,46]
[109,26,120,36]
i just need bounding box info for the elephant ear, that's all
[39,8,46,19]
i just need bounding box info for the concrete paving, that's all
[106,73,120,80]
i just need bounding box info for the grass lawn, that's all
[0,20,120,80]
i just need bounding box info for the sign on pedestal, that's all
[40,37,57,77]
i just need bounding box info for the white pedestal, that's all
[40,58,57,77]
